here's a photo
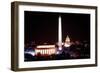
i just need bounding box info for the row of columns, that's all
[35,48,56,55]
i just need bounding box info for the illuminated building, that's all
[35,45,56,56]
[64,35,71,47]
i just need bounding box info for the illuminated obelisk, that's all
[58,16,62,50]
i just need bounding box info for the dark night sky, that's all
[62,13,90,41]
[24,11,90,44]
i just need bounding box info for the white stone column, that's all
[58,16,62,50]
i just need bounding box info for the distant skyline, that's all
[24,11,90,44]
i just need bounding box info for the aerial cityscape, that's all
[24,11,90,61]
[24,35,90,61]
